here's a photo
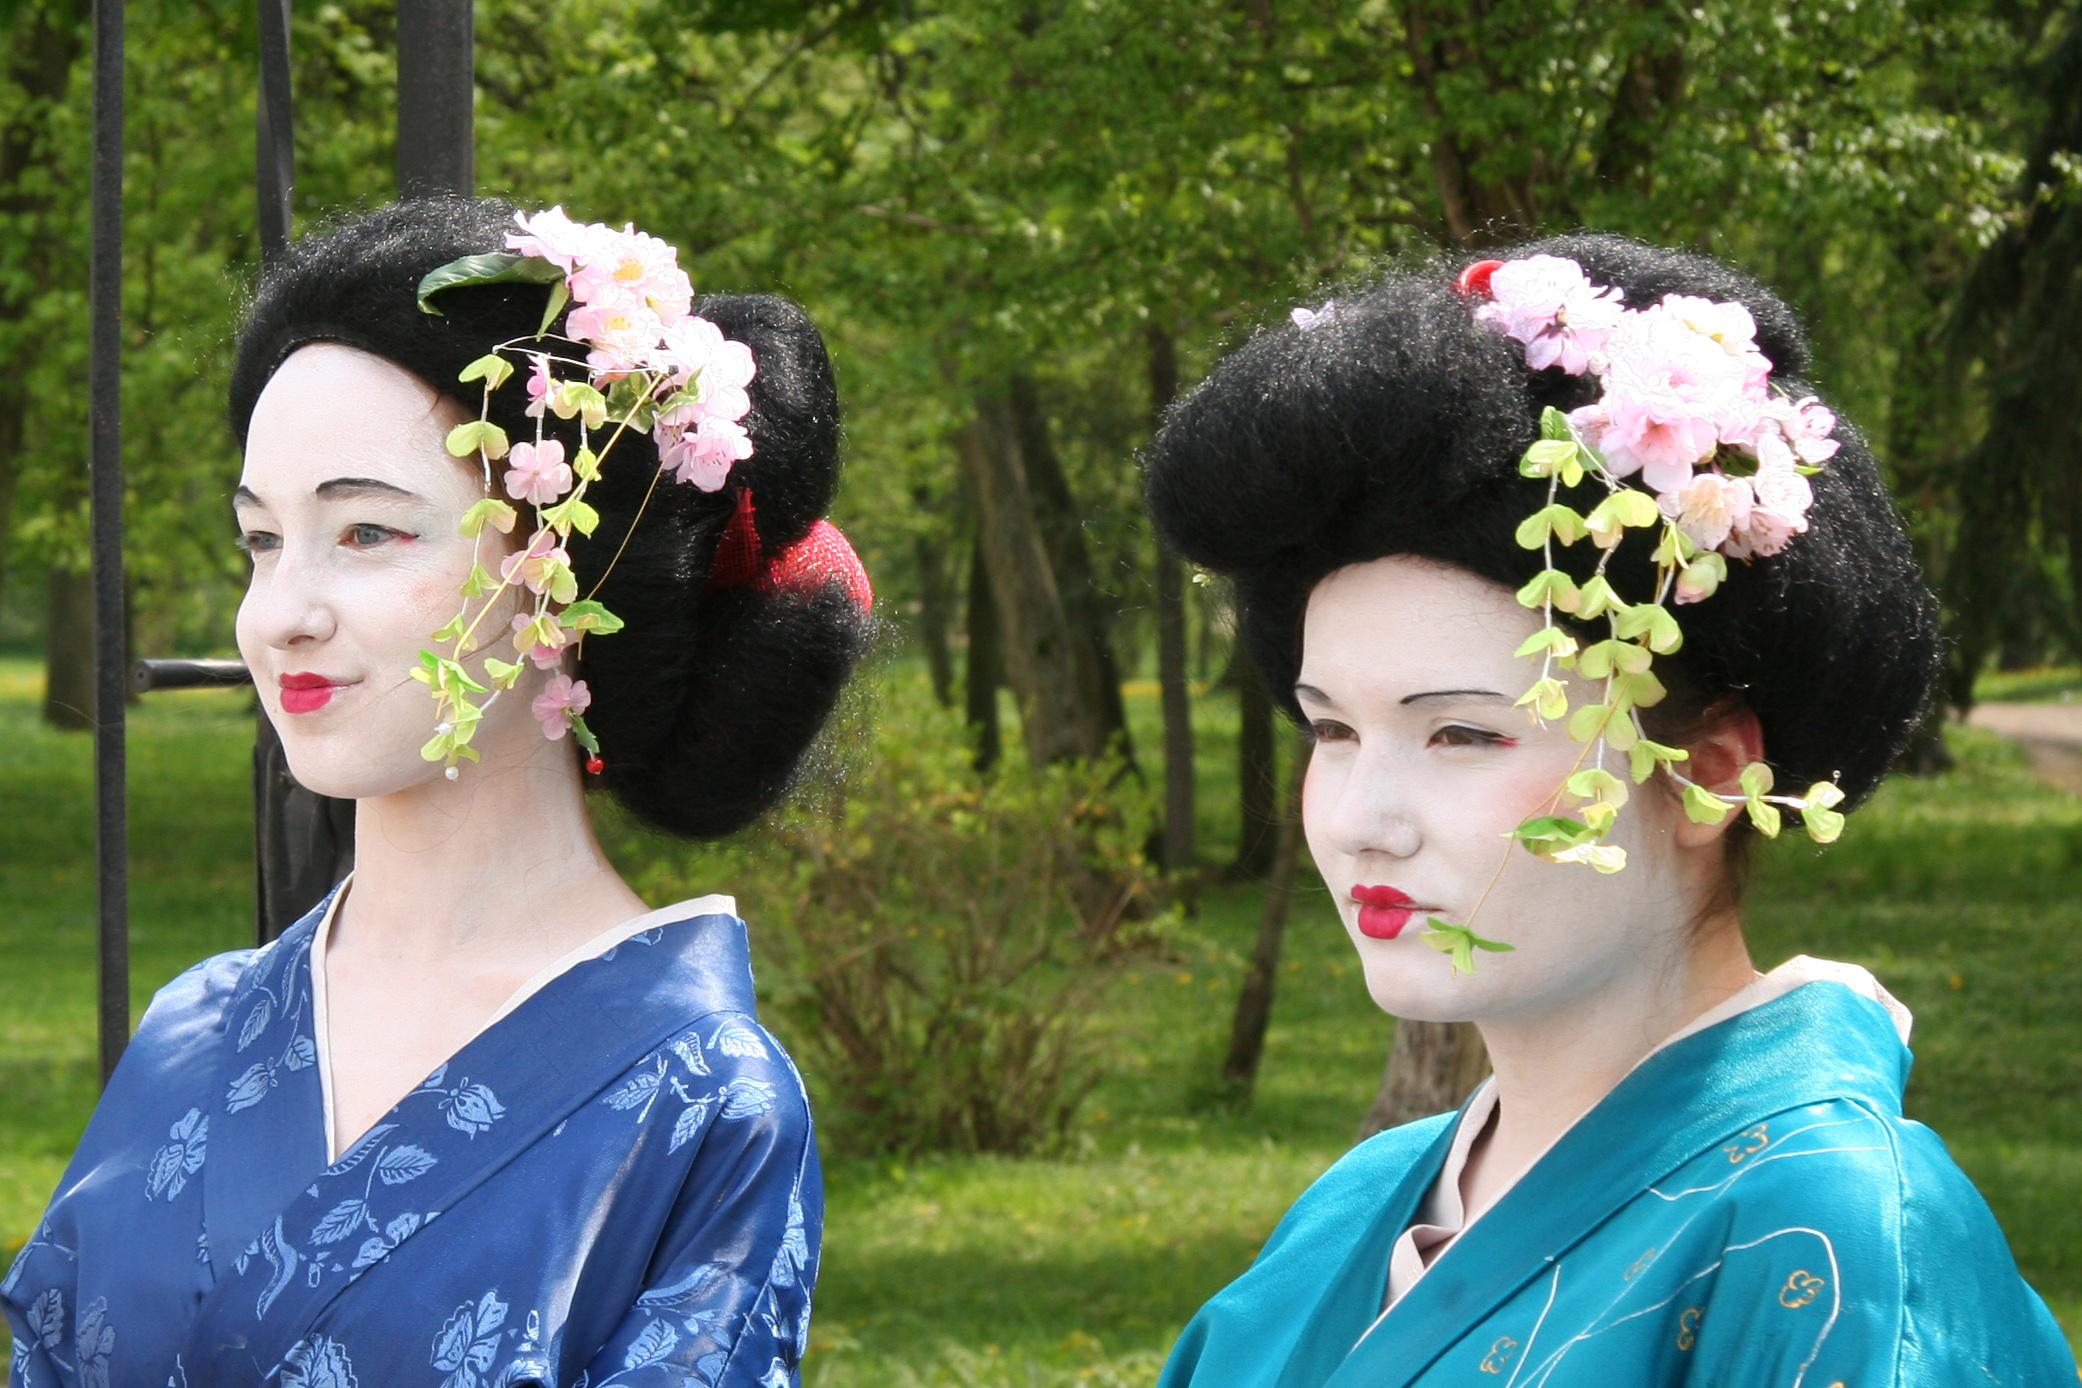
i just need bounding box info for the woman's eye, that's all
[1431,724,1513,749]
[236,530,280,555]
[343,523,407,549]
[1310,719,1357,744]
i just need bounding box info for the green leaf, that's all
[1738,761,1775,799]
[573,447,601,482]
[571,713,601,756]
[1513,676,1568,722]
[1683,783,1733,824]
[459,498,519,537]
[1514,569,1580,614]
[460,562,495,598]
[1511,814,1595,853]
[1567,702,1611,743]
[1519,438,1579,479]
[1514,504,1587,550]
[1512,624,1577,660]
[1576,638,1652,680]
[483,657,523,690]
[1566,767,1629,807]
[1420,919,1515,975]
[417,252,564,315]
[1612,602,1682,654]
[429,613,466,644]
[458,353,515,389]
[1585,490,1660,548]
[1746,798,1783,838]
[1803,806,1845,843]
[1627,737,1688,783]
[560,599,625,635]
[543,496,600,538]
[537,278,571,339]
[1610,669,1667,712]
[1540,406,1572,441]
[1573,575,1623,620]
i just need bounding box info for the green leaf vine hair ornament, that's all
[1416,256,1852,972]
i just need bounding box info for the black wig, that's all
[1146,232,1940,810]
[230,197,870,838]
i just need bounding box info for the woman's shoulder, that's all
[1254,1111,1455,1265]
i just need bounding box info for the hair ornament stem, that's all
[1415,255,1846,974]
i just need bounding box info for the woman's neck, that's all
[338,742,648,972]
[1458,913,1757,1219]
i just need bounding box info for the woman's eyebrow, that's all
[314,476,421,501]
[1400,688,1509,706]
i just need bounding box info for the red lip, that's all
[1352,884,1420,940]
[279,673,344,714]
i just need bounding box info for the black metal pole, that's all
[256,0,292,257]
[395,0,474,198]
[90,0,127,1088]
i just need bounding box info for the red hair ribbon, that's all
[1456,259,1505,298]
[704,486,874,612]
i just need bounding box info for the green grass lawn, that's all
[1,654,2076,1379]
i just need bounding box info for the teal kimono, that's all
[1162,980,2076,1388]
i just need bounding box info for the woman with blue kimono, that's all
[1143,234,2077,1387]
[4,199,873,1388]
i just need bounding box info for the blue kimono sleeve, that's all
[1683,1099,2075,1387]
[572,1021,823,1388]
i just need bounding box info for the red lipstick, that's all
[1352,885,1419,940]
[279,672,342,714]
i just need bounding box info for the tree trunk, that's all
[958,398,1112,767]
[1006,373,1132,763]
[1222,735,1311,1092]
[1358,1020,1490,1140]
[43,566,94,731]
[964,531,1002,773]
[1149,326,1194,875]
[915,527,955,708]
[1230,659,1278,879]
[0,1,89,616]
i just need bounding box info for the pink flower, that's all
[524,354,553,420]
[657,416,753,491]
[649,317,757,424]
[1657,294,1762,360]
[500,531,572,597]
[1577,309,1756,491]
[511,610,569,669]
[568,228,692,326]
[506,206,607,272]
[531,673,591,740]
[1723,462,1814,559]
[1657,472,1753,552]
[1473,255,1625,375]
[568,297,665,371]
[503,439,572,506]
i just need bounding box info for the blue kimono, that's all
[1162,979,2076,1388]
[3,896,819,1388]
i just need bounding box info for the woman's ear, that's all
[1672,700,1765,849]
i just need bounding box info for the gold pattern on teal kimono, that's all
[3,890,820,1388]
[1160,980,2076,1388]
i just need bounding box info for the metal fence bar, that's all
[396,0,474,198]
[90,0,127,1088]
[256,0,292,257]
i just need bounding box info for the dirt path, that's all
[1967,701,2082,794]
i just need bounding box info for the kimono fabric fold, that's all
[1159,980,2077,1388]
[3,893,821,1388]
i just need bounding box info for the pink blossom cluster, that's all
[505,207,757,494]
[1472,256,1836,574]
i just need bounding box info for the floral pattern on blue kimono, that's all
[2,894,821,1388]
[1160,979,2076,1388]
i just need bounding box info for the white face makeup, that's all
[234,343,547,801]
[1298,555,1704,1027]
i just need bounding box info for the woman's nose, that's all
[240,545,338,651]
[1309,746,1423,860]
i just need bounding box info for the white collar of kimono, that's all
[1381,956,1911,1314]
[307,876,737,1163]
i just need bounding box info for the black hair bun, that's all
[230,196,869,838]
[1146,230,1938,809]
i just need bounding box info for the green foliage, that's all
[626,681,1175,1158]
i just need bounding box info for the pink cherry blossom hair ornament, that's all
[1375,250,1857,969]
[408,206,871,781]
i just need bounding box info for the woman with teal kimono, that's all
[1143,234,2076,1387]
[4,199,873,1387]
